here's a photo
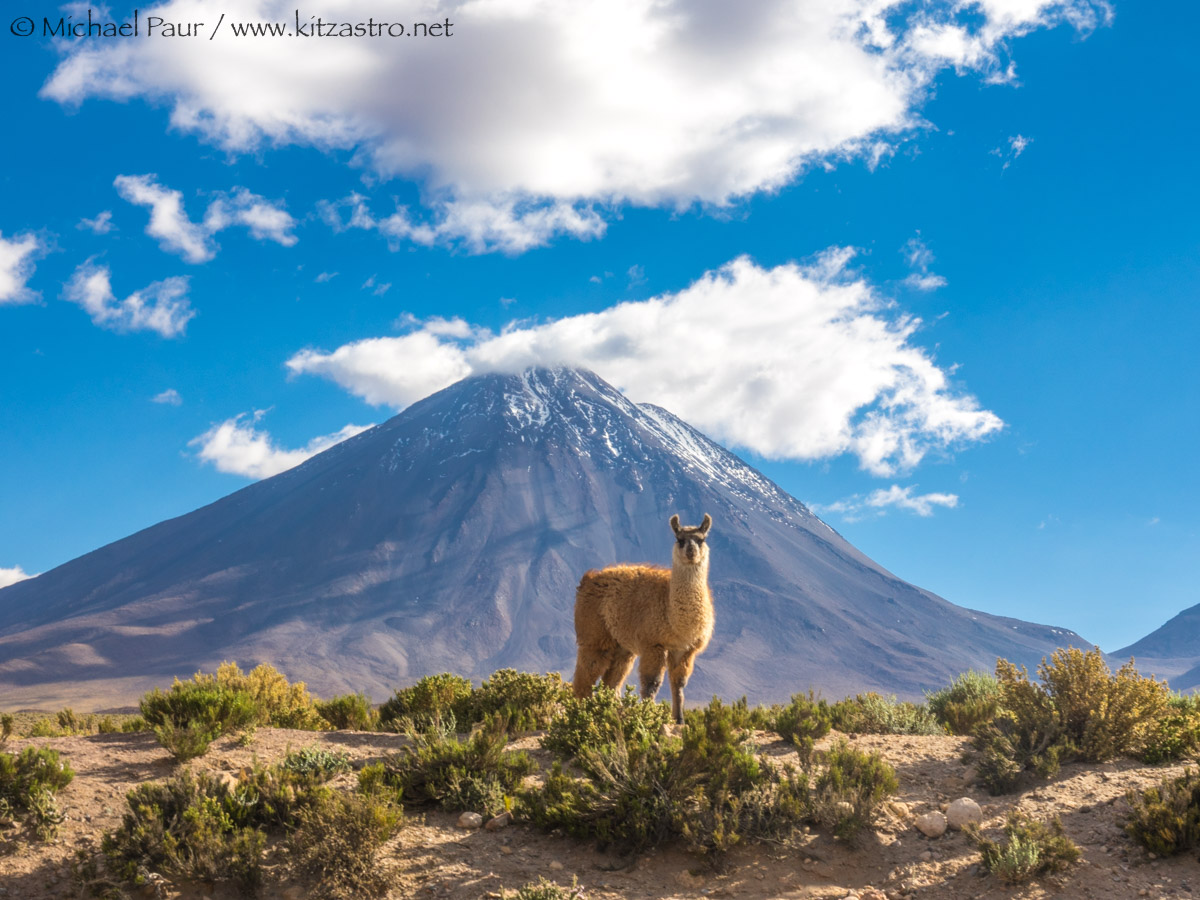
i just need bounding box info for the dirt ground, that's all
[1,724,1197,900]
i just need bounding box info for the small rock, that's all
[915,811,947,838]
[485,812,512,831]
[946,797,983,830]
[548,861,564,871]
[919,851,932,861]
[676,871,705,888]
[500,846,513,856]
[456,812,483,829]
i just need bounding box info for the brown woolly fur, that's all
[573,513,714,723]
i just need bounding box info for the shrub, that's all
[972,812,1079,883]
[1140,700,1200,764]
[524,697,812,856]
[204,661,327,730]
[288,789,404,900]
[140,680,258,761]
[972,711,1070,796]
[466,669,571,732]
[1125,769,1200,856]
[926,670,1001,735]
[0,713,12,745]
[378,673,474,733]
[505,877,586,900]
[774,691,832,761]
[542,685,670,763]
[316,693,378,731]
[809,739,899,841]
[1039,648,1169,761]
[830,693,942,736]
[121,716,149,733]
[0,747,75,840]
[103,770,268,893]
[382,719,535,814]
[280,746,352,784]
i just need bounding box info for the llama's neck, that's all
[668,558,711,634]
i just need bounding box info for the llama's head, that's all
[670,513,712,566]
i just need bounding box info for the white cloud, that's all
[0,566,36,589]
[43,1,1108,252]
[203,187,298,246]
[902,234,946,291]
[190,411,372,479]
[813,484,959,520]
[315,271,338,283]
[152,388,183,405]
[287,251,1003,475]
[0,231,44,305]
[993,133,1033,169]
[115,175,297,260]
[114,174,215,262]
[78,210,115,234]
[63,262,196,337]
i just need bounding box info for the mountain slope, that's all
[0,368,1087,706]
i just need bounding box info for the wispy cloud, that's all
[813,484,960,520]
[152,388,183,406]
[288,251,1003,476]
[902,234,947,291]
[992,134,1033,170]
[63,262,195,337]
[114,175,297,261]
[190,411,372,480]
[0,231,44,305]
[77,210,115,234]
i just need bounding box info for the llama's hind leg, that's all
[601,647,635,692]
[667,648,698,724]
[638,646,668,700]
[572,645,612,699]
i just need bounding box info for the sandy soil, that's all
[1,725,1196,900]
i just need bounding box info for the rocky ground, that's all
[1,724,1196,900]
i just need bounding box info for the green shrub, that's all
[140,680,258,761]
[810,739,899,841]
[103,769,268,893]
[0,713,12,745]
[1125,769,1200,856]
[382,719,535,814]
[774,691,832,761]
[926,670,1001,735]
[0,747,75,840]
[523,697,812,857]
[830,693,942,736]
[542,684,670,763]
[280,746,352,784]
[316,693,378,731]
[28,717,59,737]
[378,673,474,733]
[121,716,149,733]
[465,669,571,732]
[1139,695,1200,765]
[288,788,404,900]
[505,877,586,900]
[972,812,1080,883]
[972,710,1070,796]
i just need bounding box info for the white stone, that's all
[456,812,483,829]
[915,811,947,838]
[946,797,983,830]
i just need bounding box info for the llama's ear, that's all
[699,514,712,535]
[669,514,681,534]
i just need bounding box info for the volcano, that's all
[0,367,1086,708]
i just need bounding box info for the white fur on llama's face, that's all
[670,514,711,567]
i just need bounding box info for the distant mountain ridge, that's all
[1115,604,1200,691]
[0,367,1089,708]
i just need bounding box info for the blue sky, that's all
[1,0,1196,653]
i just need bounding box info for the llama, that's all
[572,513,714,723]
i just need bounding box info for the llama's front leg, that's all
[667,649,698,724]
[601,647,636,691]
[638,646,668,700]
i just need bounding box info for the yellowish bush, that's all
[193,662,327,730]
